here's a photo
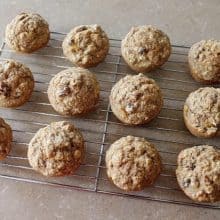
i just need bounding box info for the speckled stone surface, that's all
[0,1,220,219]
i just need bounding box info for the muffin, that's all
[5,12,50,53]
[28,121,85,177]
[48,67,100,115]
[176,145,220,202]
[106,136,162,191]
[110,73,163,125]
[121,25,171,72]
[62,25,109,67]
[183,87,220,138]
[0,117,12,160]
[0,59,34,107]
[188,40,220,84]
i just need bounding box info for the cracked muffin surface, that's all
[28,121,85,177]
[183,87,220,138]
[5,12,50,53]
[176,145,220,202]
[105,136,162,191]
[188,40,220,83]
[48,67,100,116]
[121,25,171,72]
[110,73,163,125]
[62,24,109,67]
[0,60,34,107]
[0,117,12,160]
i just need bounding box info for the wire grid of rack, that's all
[0,31,220,209]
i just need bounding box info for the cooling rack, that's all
[0,31,219,210]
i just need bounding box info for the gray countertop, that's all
[0,1,220,219]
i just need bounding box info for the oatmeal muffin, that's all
[183,87,220,138]
[188,40,220,84]
[121,25,171,72]
[48,67,100,115]
[106,136,162,191]
[110,73,163,125]
[0,117,12,160]
[62,25,109,67]
[5,12,50,53]
[176,145,220,202]
[28,121,85,177]
[0,60,34,107]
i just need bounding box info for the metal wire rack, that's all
[0,31,220,209]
